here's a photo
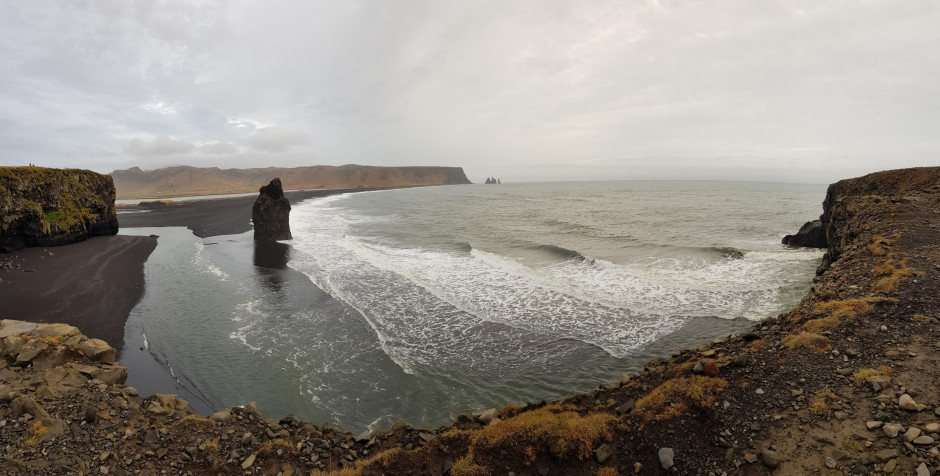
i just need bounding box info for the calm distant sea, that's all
[120,180,825,431]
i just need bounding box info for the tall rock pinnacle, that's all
[252,178,292,241]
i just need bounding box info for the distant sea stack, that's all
[112,165,473,199]
[0,167,118,252]
[252,178,292,242]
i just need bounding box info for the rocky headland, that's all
[2,167,940,475]
[112,165,473,199]
[0,167,119,252]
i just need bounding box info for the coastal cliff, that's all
[2,167,940,475]
[0,167,118,252]
[112,165,473,199]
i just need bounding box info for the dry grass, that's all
[852,366,892,385]
[781,332,831,353]
[467,404,614,462]
[871,255,912,295]
[308,448,406,476]
[868,233,900,256]
[25,420,49,446]
[809,389,837,415]
[597,468,618,476]
[173,414,215,433]
[451,454,489,476]
[807,297,894,332]
[814,298,881,320]
[749,339,764,352]
[499,404,524,419]
[913,314,930,322]
[634,376,728,422]
[664,361,697,379]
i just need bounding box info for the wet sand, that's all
[0,234,157,345]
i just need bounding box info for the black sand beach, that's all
[0,234,156,345]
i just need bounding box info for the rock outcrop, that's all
[0,167,118,252]
[782,219,827,248]
[252,178,292,241]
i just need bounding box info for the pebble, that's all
[913,435,935,445]
[658,448,675,469]
[755,388,764,395]
[825,456,836,469]
[883,423,903,438]
[744,453,758,463]
[883,459,898,473]
[865,421,884,430]
[595,443,611,464]
[903,427,922,442]
[900,394,927,411]
[917,462,930,476]
[925,422,940,433]
[761,449,780,469]
[874,448,898,463]
[241,453,256,469]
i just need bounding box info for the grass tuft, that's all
[25,420,49,446]
[468,404,614,462]
[809,389,837,415]
[781,332,831,353]
[852,366,891,385]
[634,376,727,422]
[451,453,489,476]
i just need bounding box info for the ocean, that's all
[119,180,826,432]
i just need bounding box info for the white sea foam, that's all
[192,240,230,280]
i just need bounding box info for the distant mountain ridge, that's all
[111,165,472,199]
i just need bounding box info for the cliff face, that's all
[818,166,940,273]
[252,178,292,241]
[112,165,473,199]
[0,167,118,252]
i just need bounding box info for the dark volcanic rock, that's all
[782,219,827,248]
[0,167,118,252]
[252,178,292,241]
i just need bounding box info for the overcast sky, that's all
[1,1,938,183]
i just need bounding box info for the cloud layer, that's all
[1,1,938,182]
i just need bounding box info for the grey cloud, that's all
[0,1,938,182]
[126,136,195,158]
[199,142,240,155]
[247,128,309,153]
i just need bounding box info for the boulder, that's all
[80,339,116,363]
[147,394,189,416]
[782,219,827,248]
[252,178,292,242]
[473,408,498,424]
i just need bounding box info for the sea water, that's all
[120,180,825,431]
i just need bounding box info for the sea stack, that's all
[252,178,292,241]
